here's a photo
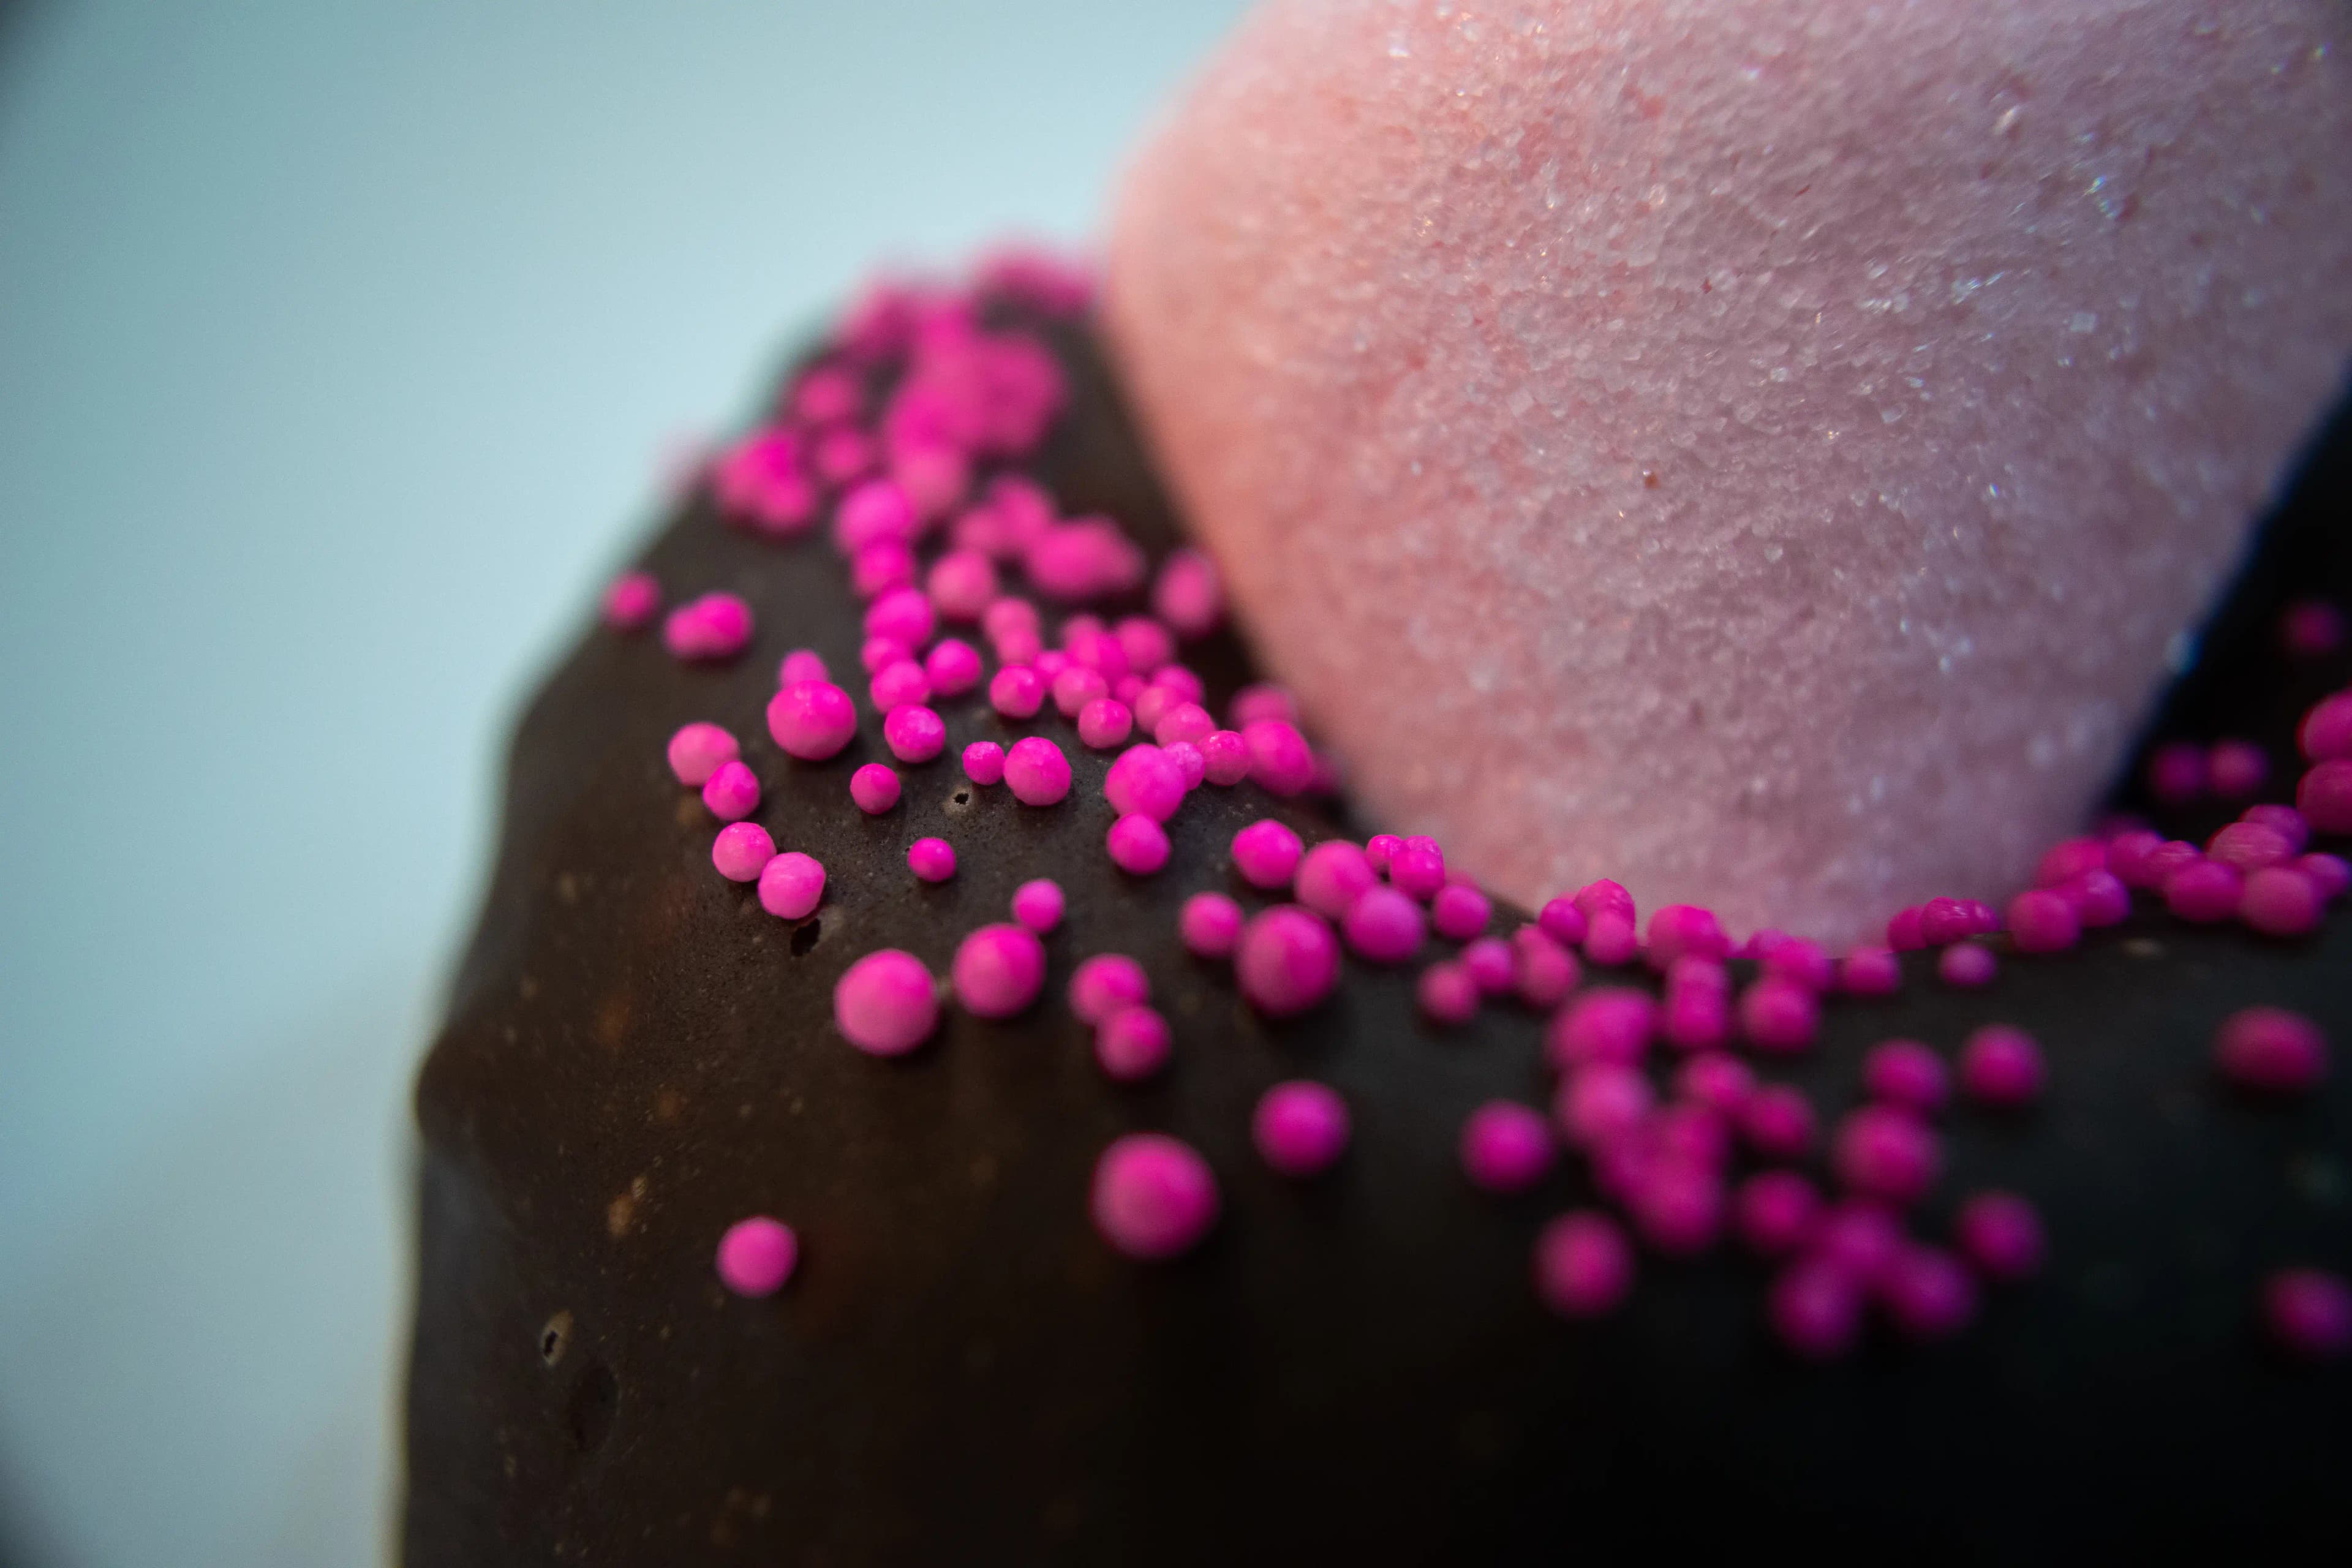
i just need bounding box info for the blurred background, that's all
[0,1,1246,1561]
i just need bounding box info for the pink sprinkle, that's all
[862,636,912,676]
[1431,883,1491,941]
[1077,697,1135,750]
[1153,701,1215,747]
[767,681,859,761]
[834,949,938,1055]
[1197,729,1250,786]
[1417,961,1479,1025]
[758,851,825,920]
[1461,937,1515,993]
[2209,821,2296,872]
[1069,954,1150,1024]
[1741,1084,1818,1160]
[1513,929,1581,1008]
[1004,737,1072,805]
[1676,1053,1755,1115]
[1236,906,1341,1017]
[1112,614,1175,675]
[2035,836,2111,886]
[1833,1105,1942,1207]
[1554,1062,1652,1150]
[1153,664,1205,704]
[852,541,916,600]
[834,478,916,552]
[2264,1268,2352,1361]
[1243,720,1316,796]
[924,637,983,696]
[1179,891,1245,959]
[1052,665,1109,720]
[850,763,900,815]
[2302,692,2352,761]
[1106,813,1170,875]
[863,586,935,650]
[1863,1039,1950,1114]
[2141,839,2204,889]
[1574,878,1636,925]
[778,649,829,687]
[1736,1170,1822,1257]
[2299,852,2351,901]
[1360,835,1400,875]
[2214,1006,2329,1093]
[2060,870,2133,928]
[1953,1191,2045,1282]
[662,592,754,662]
[1104,744,1187,823]
[1645,905,1731,970]
[1814,1202,1905,1287]
[1090,1133,1218,1260]
[1460,1101,1555,1194]
[2164,859,2245,923]
[2005,889,2081,954]
[2242,865,2323,937]
[989,664,1045,718]
[1547,989,1656,1070]
[602,570,661,630]
[1163,740,1205,790]
[1739,976,1820,1053]
[1887,906,1926,951]
[1254,1080,1351,1177]
[714,1216,798,1297]
[951,924,1046,1019]
[1536,897,1589,948]
[1151,548,1223,639]
[1229,683,1298,729]
[2282,600,2348,659]
[1534,1210,1635,1318]
[1232,819,1305,889]
[2242,803,2311,851]
[2208,739,2269,800]
[1839,946,1903,995]
[1633,1161,1725,1256]
[925,549,997,622]
[1937,942,1999,989]
[962,741,1005,786]
[1757,933,1835,992]
[1917,897,1977,947]
[1010,878,1063,933]
[982,595,1040,645]
[1583,910,1640,967]
[1095,1005,1172,1082]
[1133,684,1174,734]
[1342,886,1425,963]
[2301,759,2352,833]
[1387,842,1446,902]
[1770,1258,1863,1360]
[870,659,931,711]
[883,704,946,764]
[666,722,739,787]
[712,822,775,883]
[1295,841,1377,919]
[1882,1246,1979,1341]
[701,760,761,821]
[2147,740,2207,804]
[1959,1025,2044,1107]
[908,837,956,882]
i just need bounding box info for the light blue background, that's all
[0,3,1246,1561]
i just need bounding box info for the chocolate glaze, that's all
[404,322,2351,1564]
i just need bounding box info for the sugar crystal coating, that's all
[714,1217,799,1298]
[951,925,1046,1020]
[1004,737,1072,805]
[834,949,939,1055]
[1095,1005,1173,1082]
[1235,905,1340,1017]
[1253,1080,1351,1178]
[666,722,739,787]
[1010,878,1064,934]
[1091,1133,1219,1260]
[1459,1100,1555,1195]
[768,680,858,761]
[711,823,775,883]
[1178,892,1245,959]
[757,851,825,921]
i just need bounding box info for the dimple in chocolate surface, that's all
[405,302,2352,1562]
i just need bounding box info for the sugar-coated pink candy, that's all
[1547,989,1654,1071]
[834,948,938,1055]
[1513,929,1580,1008]
[2163,859,2244,923]
[1163,740,1205,790]
[1553,1063,1651,1151]
[1077,698,1134,750]
[1534,1210,1634,1319]
[1106,813,1170,875]
[924,637,984,696]
[758,851,825,921]
[2207,739,2270,800]
[1676,1053,1755,1116]
[1863,1039,1950,1114]
[1833,1105,1941,1207]
[1052,665,1109,720]
[870,658,930,711]
[1010,878,1064,934]
[1235,906,1341,1017]
[1430,883,1490,942]
[1197,729,1250,786]
[778,648,829,687]
[2297,759,2352,834]
[1152,547,1223,639]
[714,1216,799,1297]
[2241,866,2323,937]
[1232,818,1304,889]
[1814,1202,1905,1289]
[908,837,956,883]
[1937,942,1999,989]
[662,592,753,662]
[1387,843,1446,903]
[1741,1084,1818,1161]
[1736,1170,1822,1258]
[667,722,740,787]
[2149,741,2208,804]
[2241,803,2311,852]
[2006,889,2081,954]
[1646,905,1730,970]
[1091,1133,1219,1261]
[1253,1080,1351,1178]
[1536,897,1588,949]
[2301,853,2352,902]
[767,680,859,760]
[1739,976,1819,1054]
[603,570,661,630]
[711,822,775,883]
[1839,946,1903,996]
[2208,821,2296,872]
[1242,719,1315,796]
[1104,744,1187,823]
[850,763,900,815]
[952,924,1046,1019]
[1770,1258,1863,1362]
[962,741,1005,786]
[864,586,935,650]
[1883,1246,1980,1342]
[1954,1191,2046,1283]
[2035,836,2111,888]
[925,549,997,622]
[989,664,1045,718]
[1069,954,1150,1024]
[852,541,916,600]
[1459,1101,1555,1195]
[2302,692,2352,761]
[2060,870,2133,929]
[861,636,912,676]
[1757,933,1834,992]
[1153,664,1205,705]
[1341,885,1423,965]
[2214,1006,2328,1094]
[1632,1161,1725,1257]
[2263,1268,2352,1362]
[1179,891,1245,959]
[1095,1005,1172,1082]
[835,478,915,552]
[701,760,761,821]
[1582,910,1639,967]
[1229,683,1298,729]
[1294,840,1377,919]
[1004,736,1072,805]
[1959,1025,2044,1107]
[1153,701,1215,747]
[1886,907,1927,951]
[883,704,946,764]
[1417,961,1479,1025]
[983,595,1041,644]
[1111,614,1174,676]
[1460,937,1514,995]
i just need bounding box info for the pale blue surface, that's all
[0,3,1244,1561]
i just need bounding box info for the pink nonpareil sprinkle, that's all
[1514,929,1580,1008]
[2301,759,2352,834]
[778,648,829,687]
[663,592,754,662]
[1839,946,1903,995]
[1583,910,1640,966]
[1091,1133,1219,1260]
[1243,719,1317,796]
[1112,614,1175,675]
[1460,1101,1555,1194]
[1106,813,1170,875]
[1342,885,1425,963]
[1069,954,1150,1023]
[701,760,761,821]
[834,948,939,1055]
[2163,859,2245,923]
[851,541,916,600]
[925,549,997,622]
[1741,1084,1818,1160]
[869,659,931,711]
[2035,836,2111,887]
[1887,906,1926,951]
[1740,976,1820,1053]
[1004,737,1072,805]
[1295,840,1378,919]
[1959,1025,2045,1107]
[924,638,984,696]
[768,680,859,761]
[2207,739,2269,800]
[2059,870,2133,928]
[952,924,1046,1019]
[1417,961,1479,1025]
[834,478,916,552]
[1104,744,1187,823]
[1198,729,1250,786]
[1387,842,1446,902]
[1863,1039,1950,1114]
[1077,698,1135,750]
[1882,1246,1980,1342]
[962,741,1005,787]
[1095,1005,1173,1082]
[2214,1006,2329,1093]
[989,664,1046,719]
[1676,1052,1755,1115]
[1180,891,1245,959]
[1757,933,1835,992]
[2005,889,2081,954]
[1770,1258,1863,1361]
[850,763,901,815]
[1547,989,1656,1070]
[863,586,936,651]
[714,1216,799,1297]
[1052,665,1109,720]
[1832,1104,1942,1207]
[1937,942,1999,989]
[2302,692,2352,761]
[2302,852,2352,901]
[2147,740,2207,804]
[1153,701,1215,748]
[1461,937,1515,993]
[1154,665,1206,706]
[1645,904,1730,970]
[1431,883,1491,941]
[1661,984,1729,1053]
[1232,818,1305,889]
[1534,1210,1635,1318]
[666,722,739,787]
[862,636,913,676]
[1537,896,1588,948]
[1553,1061,1651,1150]
[1253,1080,1351,1177]
[1010,878,1064,933]
[2209,821,2296,872]
[1736,1169,1822,1257]
[1633,1160,1725,1256]
[1152,547,1224,639]
[1229,683,1298,729]
[711,822,775,883]
[982,594,1041,644]
[1953,1191,2045,1282]
[602,570,661,630]
[1236,906,1341,1017]
[2263,1268,2352,1362]
[908,837,956,882]
[2241,865,2324,937]
[758,851,825,921]
[1163,740,1205,790]
[1814,1202,1905,1288]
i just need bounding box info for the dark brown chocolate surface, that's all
[404,322,2351,1564]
